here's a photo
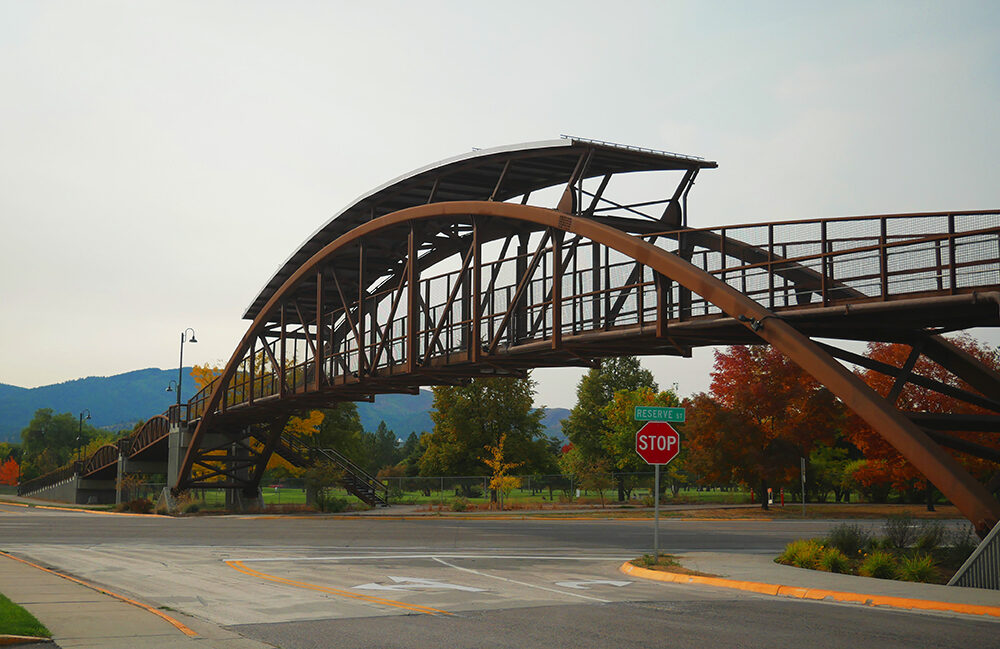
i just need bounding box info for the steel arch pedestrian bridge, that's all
[21,137,1000,535]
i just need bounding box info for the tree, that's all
[600,386,683,499]
[362,420,401,474]
[419,375,549,485]
[314,402,365,464]
[18,408,102,480]
[558,445,613,507]
[482,433,522,509]
[0,457,19,485]
[561,357,657,500]
[843,336,1000,501]
[684,345,843,509]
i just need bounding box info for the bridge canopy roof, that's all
[243,136,717,320]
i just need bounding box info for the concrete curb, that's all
[619,561,1000,618]
[0,635,52,645]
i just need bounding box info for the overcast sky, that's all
[1,1,998,408]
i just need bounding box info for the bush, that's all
[883,513,916,549]
[898,553,937,583]
[826,523,871,556]
[817,547,850,573]
[777,539,823,569]
[183,502,200,514]
[128,498,153,514]
[450,497,471,512]
[315,493,349,513]
[914,521,946,553]
[859,550,898,579]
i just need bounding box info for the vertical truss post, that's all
[655,272,667,339]
[358,244,367,377]
[515,233,529,344]
[249,336,256,407]
[407,224,418,372]
[678,231,692,321]
[767,224,775,309]
[948,213,957,294]
[315,270,323,392]
[879,216,889,300]
[820,220,829,306]
[279,302,287,398]
[552,229,563,349]
[472,219,482,362]
[591,242,600,330]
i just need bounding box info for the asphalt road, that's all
[0,504,995,649]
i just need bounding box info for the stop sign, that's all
[635,421,681,465]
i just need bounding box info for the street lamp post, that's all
[176,328,197,414]
[77,409,91,464]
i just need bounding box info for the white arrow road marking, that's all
[554,580,632,590]
[432,557,611,603]
[353,576,485,592]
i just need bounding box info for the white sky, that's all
[1,1,998,408]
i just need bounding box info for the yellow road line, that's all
[226,560,453,616]
[0,501,160,517]
[0,551,198,637]
[620,561,1000,618]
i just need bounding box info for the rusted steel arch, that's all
[81,443,118,479]
[179,200,1000,534]
[126,414,171,459]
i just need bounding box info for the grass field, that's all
[0,592,50,638]
[181,485,753,509]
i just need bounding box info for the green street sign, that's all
[634,406,685,422]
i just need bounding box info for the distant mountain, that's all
[541,407,571,445]
[0,371,573,445]
[0,369,196,442]
[357,391,436,437]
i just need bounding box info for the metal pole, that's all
[801,457,807,517]
[177,331,185,410]
[654,464,660,557]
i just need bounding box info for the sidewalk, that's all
[624,551,1000,618]
[0,553,274,649]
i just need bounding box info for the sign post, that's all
[635,416,683,558]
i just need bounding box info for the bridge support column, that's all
[224,441,262,512]
[167,422,191,493]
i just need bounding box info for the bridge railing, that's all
[190,210,1000,415]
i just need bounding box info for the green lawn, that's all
[182,485,751,509]
[0,592,50,638]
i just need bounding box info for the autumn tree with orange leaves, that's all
[844,335,1000,501]
[0,456,19,486]
[684,345,844,509]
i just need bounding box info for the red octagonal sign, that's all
[635,421,681,465]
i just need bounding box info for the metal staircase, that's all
[274,431,388,507]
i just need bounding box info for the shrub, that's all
[450,497,471,512]
[817,547,850,573]
[155,506,169,516]
[859,550,898,579]
[634,554,680,569]
[898,553,937,583]
[183,502,200,514]
[826,523,871,556]
[777,539,823,569]
[883,513,916,549]
[128,498,154,514]
[315,493,349,513]
[914,521,946,553]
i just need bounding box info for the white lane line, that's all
[431,556,611,604]
[231,553,633,563]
